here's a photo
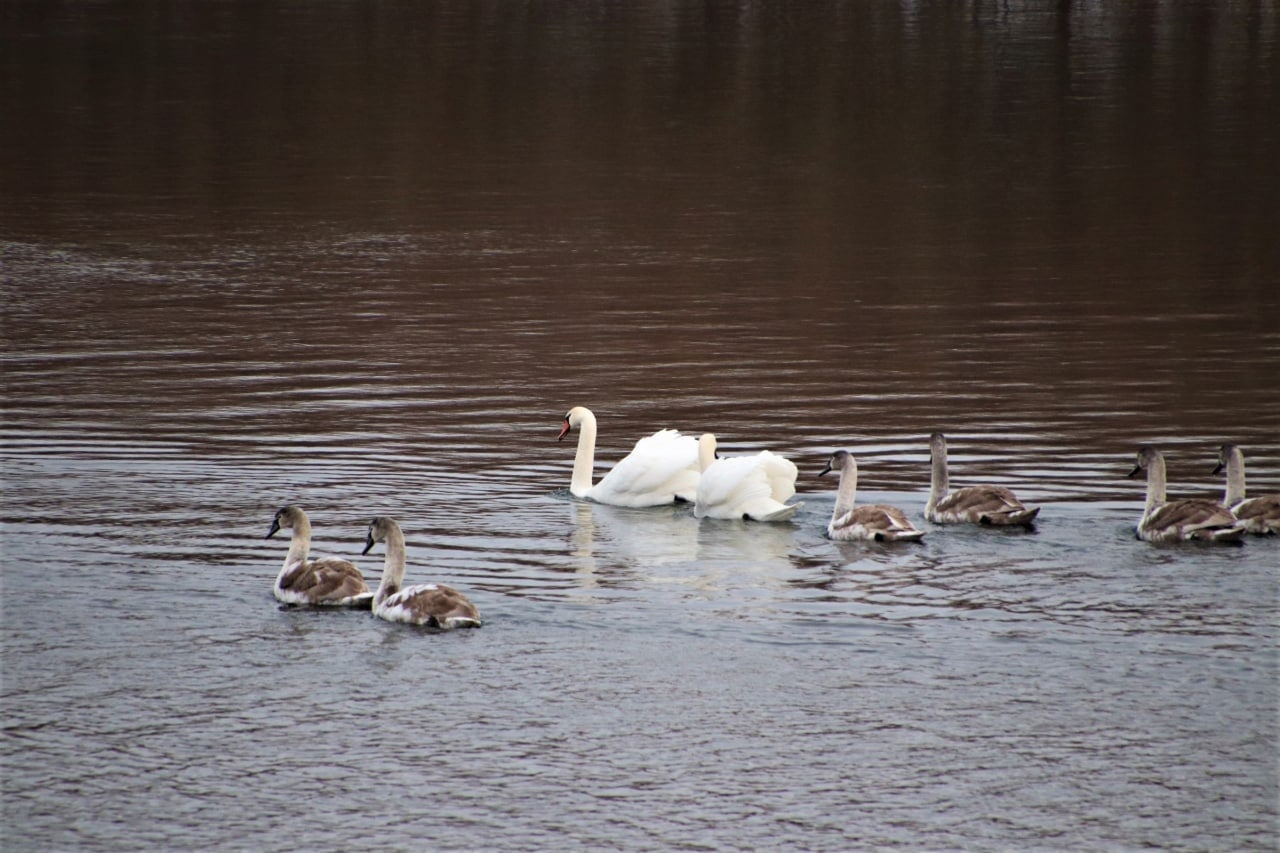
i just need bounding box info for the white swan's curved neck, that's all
[570,410,599,497]
[375,527,408,605]
[697,434,717,472]
[834,462,859,518]
[1224,449,1246,506]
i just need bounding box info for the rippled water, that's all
[3,2,1278,850]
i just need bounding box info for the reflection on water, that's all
[3,2,1278,850]
[569,500,699,570]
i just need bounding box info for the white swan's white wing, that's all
[590,430,700,507]
[696,456,766,517]
[756,451,798,502]
[696,453,797,520]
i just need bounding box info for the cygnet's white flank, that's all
[925,433,1040,527]
[1128,446,1244,543]
[558,406,700,507]
[363,516,482,629]
[1213,444,1280,535]
[694,433,802,522]
[818,450,925,542]
[266,505,372,606]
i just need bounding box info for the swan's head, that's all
[558,406,592,441]
[266,505,307,539]
[818,450,854,478]
[1212,443,1239,475]
[1129,445,1161,479]
[363,516,401,555]
[697,433,718,471]
[928,432,947,458]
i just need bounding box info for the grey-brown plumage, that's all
[266,506,372,606]
[925,433,1040,527]
[1213,444,1280,535]
[1129,446,1244,543]
[363,516,481,629]
[818,451,924,542]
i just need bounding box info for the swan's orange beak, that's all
[557,419,572,441]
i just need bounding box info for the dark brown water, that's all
[3,2,1278,850]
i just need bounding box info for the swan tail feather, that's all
[751,502,801,523]
[1202,525,1247,543]
[980,505,1040,527]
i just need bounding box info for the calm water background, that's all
[3,2,1278,850]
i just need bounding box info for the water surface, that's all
[3,2,1278,850]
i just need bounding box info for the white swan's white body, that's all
[1215,444,1280,535]
[1129,446,1244,543]
[559,406,700,507]
[364,517,481,629]
[819,451,925,542]
[694,433,802,522]
[266,505,372,607]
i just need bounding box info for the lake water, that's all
[2,2,1278,850]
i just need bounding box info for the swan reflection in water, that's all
[567,496,803,598]
[568,499,700,575]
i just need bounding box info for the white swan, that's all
[558,406,700,507]
[925,433,1040,526]
[1128,446,1244,543]
[1213,444,1280,535]
[266,505,372,606]
[363,517,482,628]
[694,433,802,522]
[818,451,925,542]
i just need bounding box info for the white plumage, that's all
[694,433,802,522]
[559,406,700,507]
